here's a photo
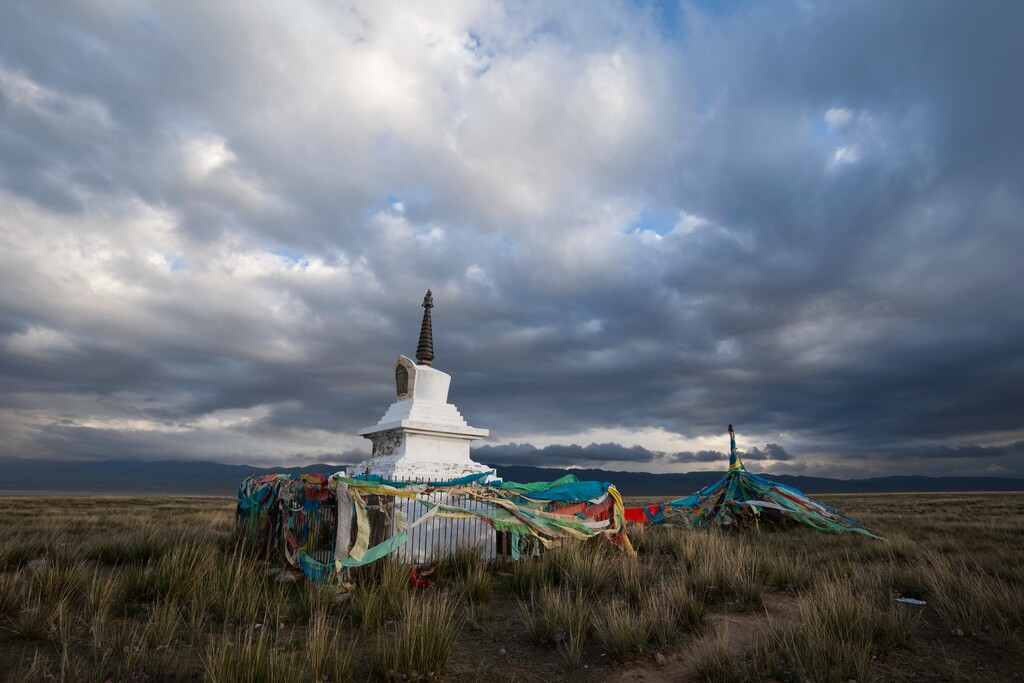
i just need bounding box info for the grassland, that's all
[0,492,1021,682]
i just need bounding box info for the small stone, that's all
[953,627,965,637]
[655,653,667,666]
[499,649,506,655]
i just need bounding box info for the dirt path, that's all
[611,593,799,682]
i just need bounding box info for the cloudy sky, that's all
[1,1,1022,479]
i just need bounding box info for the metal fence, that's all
[363,475,510,565]
[238,474,518,569]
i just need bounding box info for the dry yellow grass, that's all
[0,492,1019,681]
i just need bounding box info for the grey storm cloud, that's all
[666,444,792,464]
[882,442,1024,461]
[743,444,794,462]
[668,450,725,464]
[0,1,1023,478]
[475,442,660,468]
[473,440,793,468]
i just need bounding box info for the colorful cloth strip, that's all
[236,470,636,583]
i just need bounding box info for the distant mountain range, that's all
[1,456,1022,497]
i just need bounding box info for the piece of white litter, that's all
[895,598,927,605]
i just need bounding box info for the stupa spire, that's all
[416,290,434,365]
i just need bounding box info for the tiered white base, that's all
[353,357,496,561]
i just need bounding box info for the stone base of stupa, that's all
[353,429,494,481]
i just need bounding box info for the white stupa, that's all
[354,290,492,481]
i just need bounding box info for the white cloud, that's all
[832,145,860,165]
[5,326,76,358]
[824,106,853,129]
[0,61,113,131]
[673,211,708,235]
[183,135,236,180]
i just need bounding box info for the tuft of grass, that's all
[757,578,917,683]
[84,569,121,651]
[441,544,486,580]
[121,562,156,603]
[507,556,557,599]
[614,555,650,605]
[293,582,340,623]
[11,602,54,640]
[306,612,356,683]
[152,541,215,606]
[595,598,651,661]
[921,554,1024,637]
[206,550,267,625]
[372,590,458,680]
[556,622,588,670]
[633,525,687,559]
[460,562,494,604]
[465,599,493,629]
[84,530,171,565]
[644,583,693,647]
[51,599,78,650]
[758,552,814,593]
[551,542,615,597]
[349,559,410,632]
[28,561,87,607]
[688,541,766,607]
[144,600,183,650]
[0,536,47,571]
[693,625,758,683]
[664,574,708,631]
[203,626,277,683]
[517,586,593,648]
[0,571,23,618]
